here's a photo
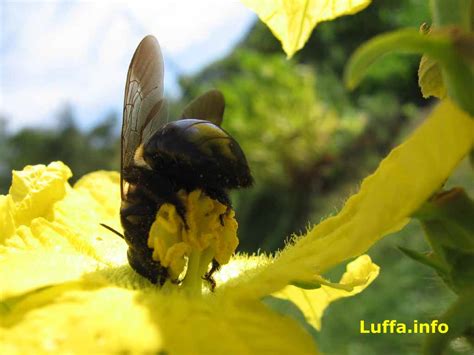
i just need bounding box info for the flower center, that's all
[147,189,238,295]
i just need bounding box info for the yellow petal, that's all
[73,170,121,219]
[223,99,474,300]
[1,285,162,354]
[273,255,379,330]
[0,195,15,243]
[241,0,372,57]
[0,218,102,299]
[1,283,319,354]
[0,250,99,301]
[1,167,128,300]
[53,171,125,264]
[8,162,71,227]
[214,253,273,286]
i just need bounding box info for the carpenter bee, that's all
[117,35,252,285]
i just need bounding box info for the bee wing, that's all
[180,89,225,126]
[121,35,167,199]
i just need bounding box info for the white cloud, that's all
[0,0,255,131]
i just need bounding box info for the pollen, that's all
[147,190,239,281]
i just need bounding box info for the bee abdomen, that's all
[120,195,168,284]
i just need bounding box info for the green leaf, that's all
[443,247,474,291]
[344,29,449,90]
[414,188,474,293]
[344,28,474,115]
[418,55,447,99]
[417,188,474,250]
[397,246,448,275]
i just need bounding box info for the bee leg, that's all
[202,259,220,292]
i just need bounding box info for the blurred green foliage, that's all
[0,106,120,193]
[210,51,367,186]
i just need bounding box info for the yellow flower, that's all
[1,99,473,353]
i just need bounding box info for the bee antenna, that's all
[100,223,125,239]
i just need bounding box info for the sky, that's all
[0,0,256,132]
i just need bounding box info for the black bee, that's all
[118,35,252,286]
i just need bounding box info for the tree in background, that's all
[0,106,120,193]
